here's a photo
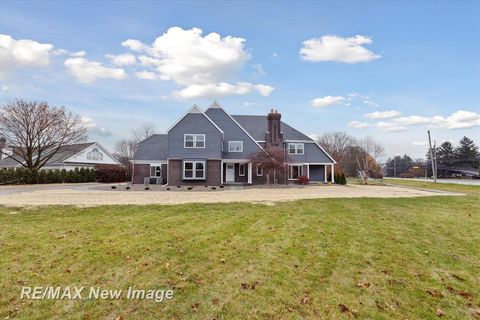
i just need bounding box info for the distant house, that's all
[132,102,335,185]
[0,141,120,170]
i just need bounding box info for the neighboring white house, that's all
[0,142,120,170]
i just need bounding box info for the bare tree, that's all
[113,139,138,167]
[113,123,156,169]
[132,122,156,143]
[316,132,356,161]
[249,146,289,184]
[355,136,384,184]
[0,100,87,170]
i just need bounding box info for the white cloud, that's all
[375,121,408,132]
[53,49,85,57]
[311,96,345,108]
[121,27,273,99]
[393,110,480,129]
[123,27,249,86]
[252,64,266,77]
[300,35,381,63]
[350,109,480,133]
[135,70,157,80]
[121,39,146,52]
[412,141,428,146]
[81,116,112,137]
[0,34,54,71]
[363,99,380,108]
[348,121,371,129]
[106,53,136,66]
[174,82,274,100]
[272,52,278,58]
[364,110,402,119]
[64,57,126,84]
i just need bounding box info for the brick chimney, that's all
[266,109,283,147]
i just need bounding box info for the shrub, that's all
[340,173,347,185]
[297,175,309,185]
[94,164,128,183]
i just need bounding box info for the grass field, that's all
[1,191,479,319]
[382,178,480,195]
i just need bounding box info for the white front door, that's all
[226,164,235,182]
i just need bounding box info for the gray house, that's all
[131,103,336,185]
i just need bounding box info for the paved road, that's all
[386,177,480,186]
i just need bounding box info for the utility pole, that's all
[434,140,438,181]
[428,130,437,183]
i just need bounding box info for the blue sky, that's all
[0,1,479,159]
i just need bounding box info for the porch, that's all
[288,163,335,183]
[221,160,252,185]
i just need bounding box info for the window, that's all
[288,165,303,180]
[228,141,243,152]
[86,148,103,161]
[184,134,205,148]
[195,134,205,148]
[150,165,161,177]
[256,165,263,176]
[183,161,206,179]
[288,143,304,155]
[239,164,245,176]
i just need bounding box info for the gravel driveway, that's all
[0,183,462,207]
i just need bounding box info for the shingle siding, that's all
[168,113,223,159]
[205,108,262,159]
[131,105,336,185]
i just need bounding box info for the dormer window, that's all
[228,141,243,152]
[288,143,304,155]
[184,134,205,148]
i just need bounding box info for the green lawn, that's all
[382,178,480,195]
[1,195,479,319]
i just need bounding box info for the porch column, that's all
[324,165,327,183]
[306,164,310,179]
[331,164,335,183]
[220,161,224,185]
[248,161,252,184]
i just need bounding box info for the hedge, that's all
[0,167,96,185]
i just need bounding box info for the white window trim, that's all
[288,164,304,180]
[228,141,244,152]
[239,164,245,176]
[256,164,263,176]
[288,143,304,155]
[184,134,206,149]
[150,165,162,178]
[183,160,206,180]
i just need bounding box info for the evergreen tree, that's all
[455,136,479,168]
[436,141,456,167]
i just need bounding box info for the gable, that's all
[168,112,223,159]
[205,107,263,159]
[63,143,120,165]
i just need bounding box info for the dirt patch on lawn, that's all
[0,184,463,207]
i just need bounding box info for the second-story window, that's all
[288,143,304,155]
[228,141,243,152]
[184,134,205,148]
